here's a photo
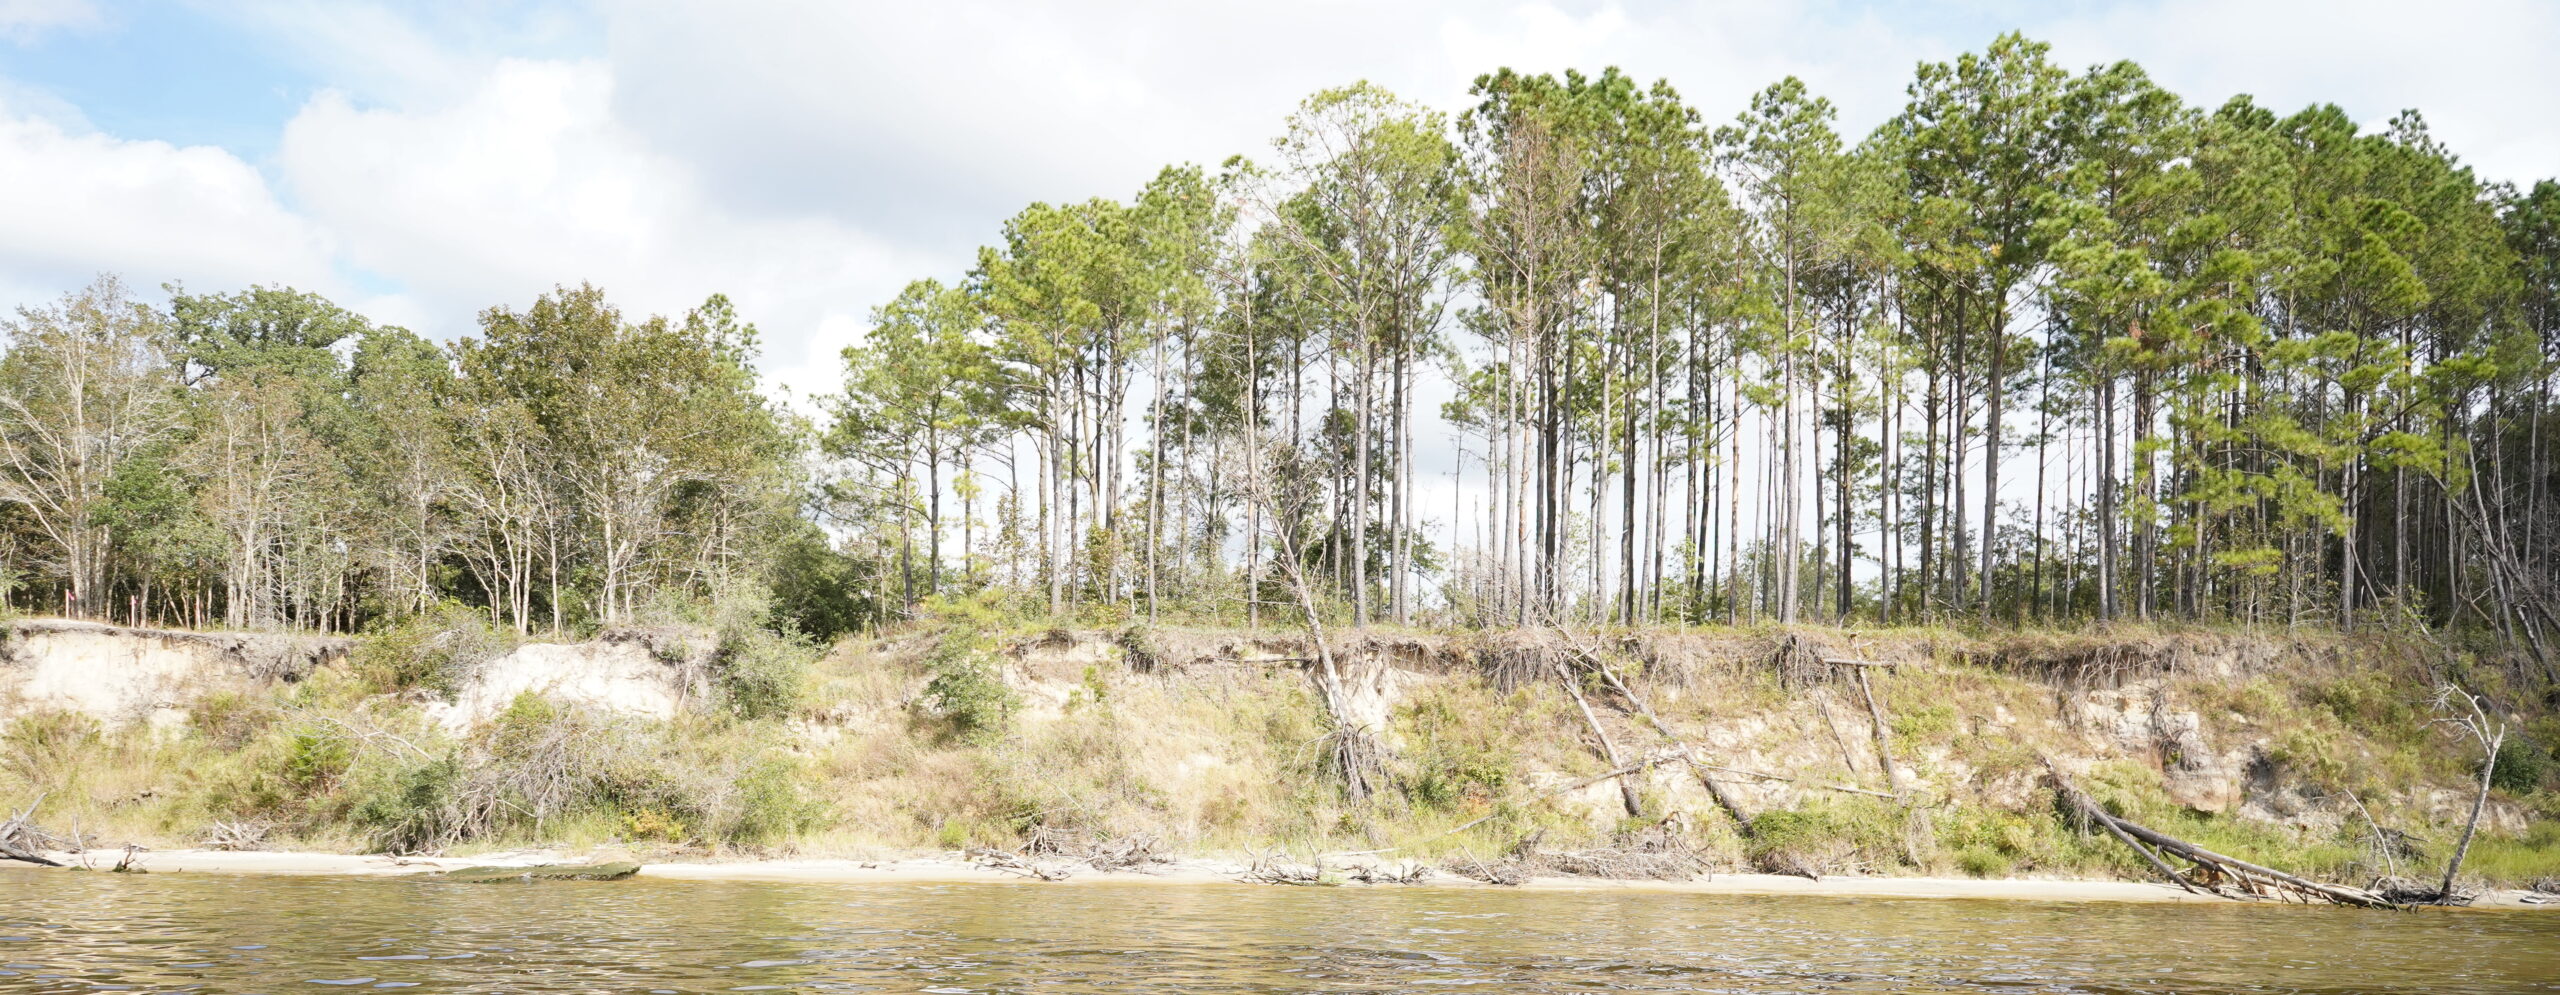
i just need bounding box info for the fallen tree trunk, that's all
[1554,661,1643,818]
[1558,629,1755,831]
[2046,762,2401,909]
[1,795,65,867]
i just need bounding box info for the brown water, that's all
[1,868,2554,993]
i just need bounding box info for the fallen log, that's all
[1556,628,1756,832]
[1554,661,1643,818]
[2045,762,2400,909]
[1,795,64,867]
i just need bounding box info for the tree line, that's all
[5,34,2555,658]
[827,34,2560,656]
[0,278,838,635]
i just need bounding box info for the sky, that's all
[3,0,2554,411]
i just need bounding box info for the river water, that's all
[1,869,2554,993]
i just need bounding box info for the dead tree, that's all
[1554,659,1643,817]
[2430,684,2508,905]
[1243,444,1388,801]
[2046,761,2401,909]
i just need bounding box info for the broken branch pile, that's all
[1,795,66,866]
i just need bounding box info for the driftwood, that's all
[1,795,64,866]
[1238,853,1336,886]
[1022,826,1170,873]
[967,846,1074,882]
[2047,761,2401,909]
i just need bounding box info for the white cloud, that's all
[275,57,931,401]
[2036,0,2560,187]
[0,96,339,310]
[0,0,98,42]
[4,0,2555,408]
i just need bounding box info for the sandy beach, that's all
[22,847,2552,910]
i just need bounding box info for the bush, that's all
[919,596,1018,739]
[634,581,817,721]
[189,689,279,750]
[1955,845,2012,878]
[1397,695,1515,811]
[1746,798,1904,875]
[352,602,511,697]
[719,752,824,845]
[2492,736,2550,794]
[716,628,812,721]
[350,751,468,855]
[282,726,354,790]
[345,696,822,854]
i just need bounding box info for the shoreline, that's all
[17,848,2553,910]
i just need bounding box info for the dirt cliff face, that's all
[423,627,716,730]
[954,626,2535,855]
[0,619,349,726]
[0,617,2542,884]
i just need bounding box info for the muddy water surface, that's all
[2,868,2554,992]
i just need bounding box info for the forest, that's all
[4,34,2557,664]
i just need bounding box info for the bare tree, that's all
[2429,684,2508,904]
[0,277,173,617]
[1240,440,1387,801]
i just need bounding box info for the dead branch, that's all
[1814,690,1862,776]
[966,846,1073,882]
[1,794,65,867]
[1555,627,1756,831]
[197,819,270,852]
[1849,666,1906,798]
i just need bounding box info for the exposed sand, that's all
[23,848,2553,910]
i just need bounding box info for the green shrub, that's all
[189,689,278,750]
[1955,845,2012,878]
[1397,694,1516,812]
[1891,703,1958,742]
[352,602,511,696]
[1747,798,1904,873]
[2313,670,2421,729]
[641,580,820,721]
[2491,736,2550,794]
[350,751,467,854]
[714,626,814,721]
[282,726,354,789]
[720,752,824,845]
[918,596,1018,739]
[345,696,822,853]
